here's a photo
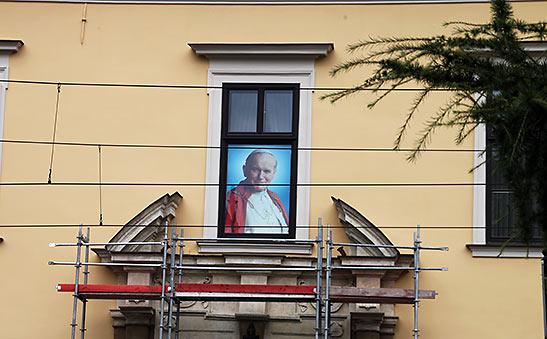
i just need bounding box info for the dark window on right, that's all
[486,127,542,245]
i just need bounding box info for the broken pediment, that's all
[106,192,182,253]
[331,197,398,257]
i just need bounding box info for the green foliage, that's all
[324,0,547,245]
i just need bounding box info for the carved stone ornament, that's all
[331,197,399,257]
[297,302,308,313]
[106,192,182,253]
[309,301,343,313]
[330,321,344,337]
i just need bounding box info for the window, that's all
[219,84,299,238]
[469,123,543,257]
[190,43,333,253]
[469,42,545,257]
[0,40,23,181]
[485,127,542,245]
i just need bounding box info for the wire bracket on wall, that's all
[98,145,103,226]
[80,3,88,45]
[48,83,62,184]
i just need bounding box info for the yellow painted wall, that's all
[0,1,544,338]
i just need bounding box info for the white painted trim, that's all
[0,55,10,184]
[197,241,313,254]
[0,0,533,4]
[467,244,543,258]
[0,41,22,184]
[200,54,323,244]
[472,123,486,245]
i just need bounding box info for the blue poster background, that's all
[226,144,292,215]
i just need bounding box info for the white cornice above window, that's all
[0,40,24,55]
[189,43,333,58]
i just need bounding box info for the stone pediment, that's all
[332,197,398,257]
[106,192,182,253]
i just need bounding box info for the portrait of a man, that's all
[224,147,291,234]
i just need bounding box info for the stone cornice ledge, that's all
[466,244,543,258]
[1,0,529,5]
[0,40,24,54]
[197,240,313,255]
[189,43,334,58]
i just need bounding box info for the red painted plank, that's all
[57,284,165,293]
[56,283,315,295]
[174,283,316,294]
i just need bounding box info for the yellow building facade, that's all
[0,1,545,338]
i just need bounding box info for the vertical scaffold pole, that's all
[324,224,332,339]
[175,228,184,339]
[167,224,177,338]
[159,221,169,339]
[80,227,91,339]
[413,224,421,339]
[315,218,323,339]
[71,224,83,339]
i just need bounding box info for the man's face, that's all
[243,153,277,193]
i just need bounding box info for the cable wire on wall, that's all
[47,83,62,184]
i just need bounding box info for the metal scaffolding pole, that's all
[167,225,177,338]
[159,222,169,339]
[80,227,90,339]
[413,225,421,339]
[315,218,323,339]
[324,224,332,339]
[70,224,83,339]
[175,228,184,339]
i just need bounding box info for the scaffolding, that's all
[50,220,447,339]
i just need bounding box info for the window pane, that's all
[224,145,291,235]
[264,90,293,132]
[228,90,258,132]
[490,191,516,238]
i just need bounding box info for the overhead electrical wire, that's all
[0,182,484,187]
[0,223,486,229]
[0,138,484,153]
[0,78,488,230]
[0,78,457,92]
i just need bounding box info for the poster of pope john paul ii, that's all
[224,145,291,235]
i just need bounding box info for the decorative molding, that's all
[106,192,182,252]
[190,43,333,58]
[466,244,543,258]
[0,0,534,5]
[0,40,24,55]
[197,241,313,255]
[331,197,399,257]
[520,41,547,56]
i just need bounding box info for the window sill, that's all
[197,240,313,255]
[466,244,544,258]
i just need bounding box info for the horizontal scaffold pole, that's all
[56,283,437,304]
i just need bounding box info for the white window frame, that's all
[190,43,333,254]
[0,40,23,182]
[469,42,545,258]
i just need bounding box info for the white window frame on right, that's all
[0,40,23,182]
[470,125,542,258]
[469,42,546,258]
